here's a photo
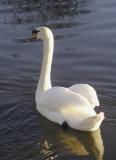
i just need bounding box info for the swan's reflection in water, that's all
[37,115,104,160]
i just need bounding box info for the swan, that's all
[29,27,104,131]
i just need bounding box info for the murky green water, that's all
[0,0,116,159]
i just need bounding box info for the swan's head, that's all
[31,27,53,41]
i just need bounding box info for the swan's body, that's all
[31,27,104,131]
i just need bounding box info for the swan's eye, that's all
[32,29,40,34]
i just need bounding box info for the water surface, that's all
[0,0,116,160]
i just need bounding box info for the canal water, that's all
[0,0,116,159]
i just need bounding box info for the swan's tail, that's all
[83,112,105,131]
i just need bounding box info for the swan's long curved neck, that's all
[37,36,54,94]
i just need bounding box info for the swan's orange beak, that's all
[25,32,37,42]
[31,32,37,40]
[23,29,40,42]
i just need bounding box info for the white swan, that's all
[29,27,104,131]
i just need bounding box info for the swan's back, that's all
[37,86,93,110]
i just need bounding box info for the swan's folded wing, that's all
[69,84,100,108]
[39,86,92,111]
[37,86,96,127]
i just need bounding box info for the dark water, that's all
[0,0,116,159]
